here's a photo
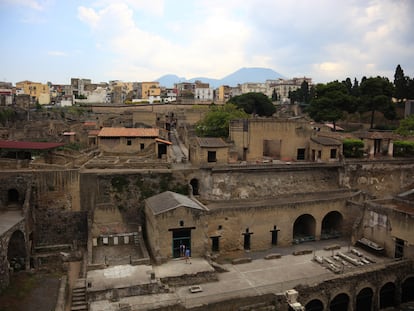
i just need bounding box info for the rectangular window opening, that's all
[207,151,217,162]
[297,148,305,160]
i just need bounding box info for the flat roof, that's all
[98,127,159,138]
[205,190,358,210]
[0,140,65,150]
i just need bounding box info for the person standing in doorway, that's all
[180,242,185,258]
[185,247,191,264]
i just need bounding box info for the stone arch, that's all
[293,214,316,242]
[379,282,396,309]
[321,211,343,239]
[329,293,349,311]
[356,287,373,311]
[7,188,19,203]
[305,299,324,311]
[7,230,26,272]
[190,178,199,196]
[401,276,414,303]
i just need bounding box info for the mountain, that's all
[156,67,285,88]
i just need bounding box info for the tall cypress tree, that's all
[394,64,408,101]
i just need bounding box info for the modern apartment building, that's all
[15,80,50,104]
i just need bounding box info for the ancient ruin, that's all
[0,103,413,311]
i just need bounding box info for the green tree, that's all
[307,81,356,130]
[395,114,414,136]
[227,92,276,116]
[393,64,408,102]
[195,103,248,137]
[359,76,396,129]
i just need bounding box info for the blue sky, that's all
[0,0,413,85]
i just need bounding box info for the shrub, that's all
[343,139,364,158]
[393,141,414,157]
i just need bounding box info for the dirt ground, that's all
[0,271,62,311]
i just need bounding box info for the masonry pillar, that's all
[387,140,394,157]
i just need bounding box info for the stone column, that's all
[387,140,394,157]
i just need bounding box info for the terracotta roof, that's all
[196,137,228,148]
[98,127,159,137]
[0,140,65,150]
[83,121,97,127]
[155,138,172,145]
[311,136,342,146]
[88,130,100,136]
[145,191,208,215]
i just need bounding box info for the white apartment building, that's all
[195,85,214,101]
[240,83,267,94]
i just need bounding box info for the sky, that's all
[0,0,413,86]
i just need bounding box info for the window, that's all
[127,139,132,146]
[330,148,337,159]
[207,151,217,162]
[140,143,145,150]
[297,148,305,160]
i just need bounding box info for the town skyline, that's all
[1,0,413,85]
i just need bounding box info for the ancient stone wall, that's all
[340,160,414,198]
[199,165,341,200]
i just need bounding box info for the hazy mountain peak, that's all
[156,67,285,88]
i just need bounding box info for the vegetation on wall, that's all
[395,114,414,136]
[111,176,130,193]
[343,139,364,158]
[393,141,414,157]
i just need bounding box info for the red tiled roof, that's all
[155,138,172,145]
[88,130,100,136]
[98,127,159,138]
[0,140,65,150]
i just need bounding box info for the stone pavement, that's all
[89,240,389,311]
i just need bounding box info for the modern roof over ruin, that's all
[196,137,228,148]
[145,191,208,215]
[98,127,159,138]
[311,136,342,146]
[0,140,65,150]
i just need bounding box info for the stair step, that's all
[72,295,86,301]
[72,301,87,306]
[71,305,88,311]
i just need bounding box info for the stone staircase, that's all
[71,278,88,311]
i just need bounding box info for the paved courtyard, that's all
[89,239,390,311]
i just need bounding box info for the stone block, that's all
[292,249,313,256]
[264,253,281,260]
[232,257,252,265]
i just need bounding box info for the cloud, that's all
[76,0,414,83]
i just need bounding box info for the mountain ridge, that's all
[156,67,285,88]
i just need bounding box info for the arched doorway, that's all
[305,299,324,311]
[380,282,396,309]
[330,293,349,311]
[190,178,199,195]
[321,211,343,239]
[293,214,316,243]
[402,277,414,303]
[7,230,26,272]
[356,287,373,311]
[8,189,19,203]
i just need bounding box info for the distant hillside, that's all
[156,67,285,88]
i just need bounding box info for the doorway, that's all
[172,229,191,258]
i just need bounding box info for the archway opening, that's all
[190,178,199,196]
[380,282,396,309]
[402,277,414,303]
[293,214,316,244]
[8,188,19,203]
[321,211,343,239]
[7,230,26,272]
[356,287,373,311]
[330,293,349,311]
[305,299,324,311]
